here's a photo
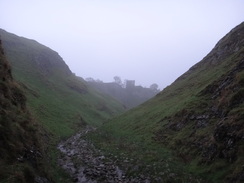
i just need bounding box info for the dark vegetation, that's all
[0,22,243,182]
[88,22,244,182]
[0,29,125,182]
[86,77,160,109]
[0,39,50,182]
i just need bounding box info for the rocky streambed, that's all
[57,126,151,183]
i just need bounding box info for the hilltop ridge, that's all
[0,29,126,182]
[0,29,125,138]
[177,21,244,81]
[0,22,243,182]
[0,29,71,77]
[90,22,244,182]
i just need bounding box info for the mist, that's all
[1,0,243,89]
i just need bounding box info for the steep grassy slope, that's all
[0,29,125,140]
[0,39,50,182]
[91,22,244,182]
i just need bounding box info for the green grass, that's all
[1,28,125,137]
[0,28,125,182]
[1,23,243,182]
[88,25,244,182]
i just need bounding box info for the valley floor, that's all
[57,126,152,183]
[57,126,207,183]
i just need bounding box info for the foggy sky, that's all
[1,0,244,89]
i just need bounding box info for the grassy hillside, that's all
[90,22,244,182]
[0,29,126,182]
[0,29,125,140]
[0,39,51,182]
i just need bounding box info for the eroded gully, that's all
[57,126,151,183]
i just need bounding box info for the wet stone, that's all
[57,126,151,183]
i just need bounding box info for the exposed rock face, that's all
[0,40,12,80]
[0,39,28,159]
[153,22,244,182]
[0,39,49,182]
